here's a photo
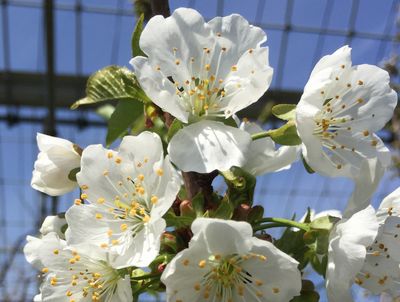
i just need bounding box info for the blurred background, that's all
[0,0,400,301]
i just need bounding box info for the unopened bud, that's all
[157,263,166,273]
[247,205,265,224]
[179,199,194,216]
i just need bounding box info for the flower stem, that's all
[251,130,272,141]
[254,217,310,232]
[131,272,162,281]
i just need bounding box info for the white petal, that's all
[114,275,134,302]
[130,56,189,123]
[240,238,302,302]
[310,45,352,78]
[377,187,400,222]
[190,218,253,255]
[36,133,75,152]
[24,236,46,270]
[168,121,252,173]
[219,47,273,117]
[138,8,212,85]
[326,206,379,302]
[344,157,385,218]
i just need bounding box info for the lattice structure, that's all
[0,1,399,301]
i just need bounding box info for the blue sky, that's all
[0,0,399,301]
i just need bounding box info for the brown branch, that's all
[150,0,170,17]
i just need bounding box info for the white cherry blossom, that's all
[24,233,132,302]
[40,215,67,238]
[355,188,400,298]
[130,8,272,173]
[65,132,181,268]
[295,46,396,178]
[161,218,302,302]
[31,133,81,196]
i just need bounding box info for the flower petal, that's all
[326,206,379,302]
[168,121,252,173]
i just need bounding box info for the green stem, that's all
[251,130,272,141]
[253,223,283,232]
[254,217,310,232]
[131,272,162,281]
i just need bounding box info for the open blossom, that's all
[355,187,400,298]
[24,232,132,302]
[326,206,379,302]
[31,133,81,196]
[295,46,396,178]
[65,132,181,268]
[240,120,299,176]
[161,218,301,302]
[131,8,273,173]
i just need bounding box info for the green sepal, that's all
[268,121,302,146]
[301,154,315,174]
[272,104,296,121]
[310,253,328,277]
[167,119,183,142]
[211,200,234,220]
[164,210,194,228]
[247,205,265,224]
[290,279,320,302]
[191,192,205,217]
[310,216,340,231]
[131,13,146,57]
[67,167,80,182]
[106,100,144,146]
[71,65,151,109]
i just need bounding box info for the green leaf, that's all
[71,65,151,109]
[301,154,315,174]
[167,119,183,142]
[67,167,80,182]
[268,121,302,146]
[131,14,146,57]
[106,100,144,146]
[272,104,296,120]
[96,104,115,121]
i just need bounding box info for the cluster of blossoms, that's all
[26,7,399,302]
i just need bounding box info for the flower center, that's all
[189,253,274,301]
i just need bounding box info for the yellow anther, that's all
[203,104,209,110]
[81,185,88,190]
[204,291,210,299]
[111,239,119,245]
[256,291,263,297]
[103,170,109,176]
[258,255,267,261]
[210,75,216,82]
[341,64,345,69]
[107,151,113,158]
[97,198,105,204]
[249,48,254,53]
[151,196,158,204]
[142,215,150,223]
[95,213,103,219]
[214,254,221,260]
[194,283,201,291]
[53,249,59,255]
[50,277,57,286]
[358,80,364,85]
[272,287,280,294]
[137,174,145,181]
[363,130,370,136]
[255,280,263,286]
[41,267,49,273]
[175,60,180,65]
[81,193,88,200]
[100,243,108,248]
[337,164,342,169]
[357,98,364,104]
[198,260,206,268]
[120,224,128,231]
[136,187,145,195]
[205,64,211,71]
[155,65,161,71]
[69,258,76,264]
[74,199,82,206]
[107,229,113,237]
[66,291,73,297]
[371,140,378,146]
[156,168,164,176]
[115,157,122,164]
[231,65,237,71]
